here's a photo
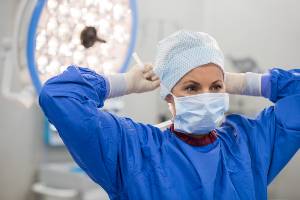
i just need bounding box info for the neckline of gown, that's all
[169,124,218,147]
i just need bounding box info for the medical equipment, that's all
[28,0,138,93]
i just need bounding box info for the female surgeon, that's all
[39,30,300,200]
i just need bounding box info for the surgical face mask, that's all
[171,92,229,135]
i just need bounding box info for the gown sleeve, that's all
[241,68,300,184]
[39,65,163,197]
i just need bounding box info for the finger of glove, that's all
[142,64,153,73]
[146,79,160,88]
[143,70,156,79]
[151,75,160,81]
[136,79,160,93]
[151,79,160,88]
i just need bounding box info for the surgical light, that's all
[27,0,138,93]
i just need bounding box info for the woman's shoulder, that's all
[223,106,275,129]
[217,108,275,144]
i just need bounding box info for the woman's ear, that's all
[165,94,176,117]
[165,94,174,104]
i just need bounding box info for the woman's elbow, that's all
[39,85,51,109]
[38,83,63,122]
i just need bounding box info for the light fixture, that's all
[27,0,138,94]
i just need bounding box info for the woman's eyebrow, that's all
[182,80,201,85]
[211,80,223,84]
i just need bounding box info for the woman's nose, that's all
[201,87,211,93]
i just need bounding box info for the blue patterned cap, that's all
[154,30,224,99]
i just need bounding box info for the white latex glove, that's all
[225,72,262,96]
[107,64,160,98]
[125,64,160,94]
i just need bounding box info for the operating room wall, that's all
[0,0,299,200]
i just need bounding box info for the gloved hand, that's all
[125,64,160,94]
[225,72,262,96]
[107,64,160,98]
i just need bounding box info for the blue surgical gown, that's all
[39,66,300,200]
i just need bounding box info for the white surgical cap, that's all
[153,30,225,99]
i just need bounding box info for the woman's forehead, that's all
[180,64,224,83]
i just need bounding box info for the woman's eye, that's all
[185,85,197,92]
[211,85,223,91]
